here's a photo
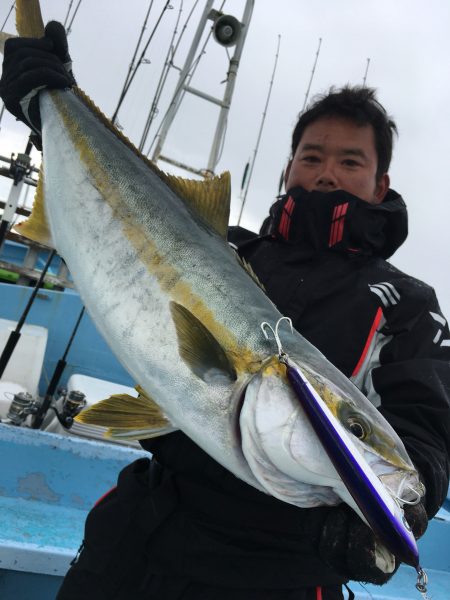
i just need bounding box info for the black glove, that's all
[0,21,75,138]
[319,501,428,585]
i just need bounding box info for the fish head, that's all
[239,357,423,509]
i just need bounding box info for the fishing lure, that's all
[261,317,430,599]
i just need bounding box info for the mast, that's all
[151,0,255,178]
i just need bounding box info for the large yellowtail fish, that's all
[4,1,422,538]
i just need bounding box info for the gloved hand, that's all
[0,21,75,140]
[319,501,428,585]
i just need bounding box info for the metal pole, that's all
[0,138,34,252]
[206,0,255,173]
[151,0,215,162]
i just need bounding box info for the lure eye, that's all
[348,419,366,440]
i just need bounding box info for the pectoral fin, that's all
[75,390,175,440]
[170,301,236,382]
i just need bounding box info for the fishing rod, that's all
[112,0,155,127]
[237,34,281,226]
[63,0,74,27]
[273,37,323,202]
[0,248,56,379]
[362,57,371,87]
[111,0,173,126]
[64,0,83,35]
[32,305,85,429]
[0,2,15,31]
[302,37,322,113]
[139,0,193,152]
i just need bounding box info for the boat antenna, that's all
[302,37,322,113]
[64,0,83,35]
[237,34,281,226]
[32,306,85,429]
[362,57,371,86]
[139,0,193,152]
[1,2,15,31]
[111,0,173,126]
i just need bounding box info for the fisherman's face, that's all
[284,116,389,204]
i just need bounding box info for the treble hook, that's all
[260,317,293,362]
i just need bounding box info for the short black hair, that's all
[290,86,398,181]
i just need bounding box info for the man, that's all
[1,23,450,600]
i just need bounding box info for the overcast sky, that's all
[1,0,449,316]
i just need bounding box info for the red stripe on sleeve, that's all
[351,307,383,377]
[316,586,323,600]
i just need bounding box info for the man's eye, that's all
[302,155,320,163]
[343,159,360,167]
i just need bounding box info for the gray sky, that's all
[1,0,449,316]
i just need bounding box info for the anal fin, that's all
[75,390,175,440]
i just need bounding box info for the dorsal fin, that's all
[164,172,231,239]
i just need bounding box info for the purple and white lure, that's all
[261,317,430,599]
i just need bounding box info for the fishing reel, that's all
[6,391,39,425]
[51,388,87,428]
[9,152,33,185]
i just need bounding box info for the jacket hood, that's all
[261,187,408,259]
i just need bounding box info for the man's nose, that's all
[315,160,338,190]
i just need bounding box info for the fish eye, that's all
[347,418,367,440]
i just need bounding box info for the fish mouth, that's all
[378,469,425,505]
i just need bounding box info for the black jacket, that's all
[138,187,450,588]
[61,188,450,597]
